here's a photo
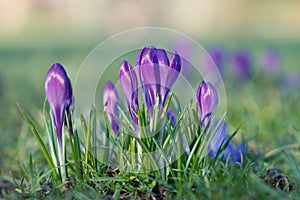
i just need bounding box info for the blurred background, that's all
[1,0,300,175]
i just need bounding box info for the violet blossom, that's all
[196,80,243,162]
[196,80,218,127]
[45,62,71,147]
[103,81,119,136]
[136,46,181,115]
[209,121,244,162]
[119,61,139,126]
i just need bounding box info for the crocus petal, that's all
[45,62,69,147]
[120,61,139,126]
[209,121,228,153]
[209,121,244,163]
[137,46,160,109]
[162,51,181,105]
[167,109,176,126]
[196,81,218,127]
[103,81,119,136]
[137,47,182,113]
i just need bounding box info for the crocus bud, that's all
[196,81,218,127]
[137,46,181,111]
[45,62,69,147]
[103,81,119,136]
[120,61,139,126]
[232,50,251,81]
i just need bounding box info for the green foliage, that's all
[3,42,300,199]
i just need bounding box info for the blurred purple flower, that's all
[171,39,193,78]
[136,46,181,114]
[261,48,280,71]
[171,39,193,59]
[232,50,252,81]
[196,81,218,127]
[119,61,139,126]
[45,62,71,147]
[209,121,244,163]
[103,81,119,136]
[167,109,176,126]
[208,47,224,69]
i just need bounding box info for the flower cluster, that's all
[102,46,243,162]
[104,46,181,134]
[44,47,244,180]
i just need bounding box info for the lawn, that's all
[1,37,300,199]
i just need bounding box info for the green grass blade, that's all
[17,104,60,184]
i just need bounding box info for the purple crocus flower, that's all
[136,46,181,114]
[196,81,218,127]
[209,122,244,162]
[261,48,280,71]
[119,61,139,126]
[208,47,224,69]
[232,50,251,81]
[45,62,70,147]
[103,81,119,136]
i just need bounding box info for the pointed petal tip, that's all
[137,46,158,66]
[170,52,181,72]
[120,60,133,76]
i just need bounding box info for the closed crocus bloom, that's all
[137,46,160,109]
[232,50,251,81]
[45,62,69,147]
[119,61,139,126]
[103,81,119,136]
[196,81,218,127]
[137,46,181,111]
